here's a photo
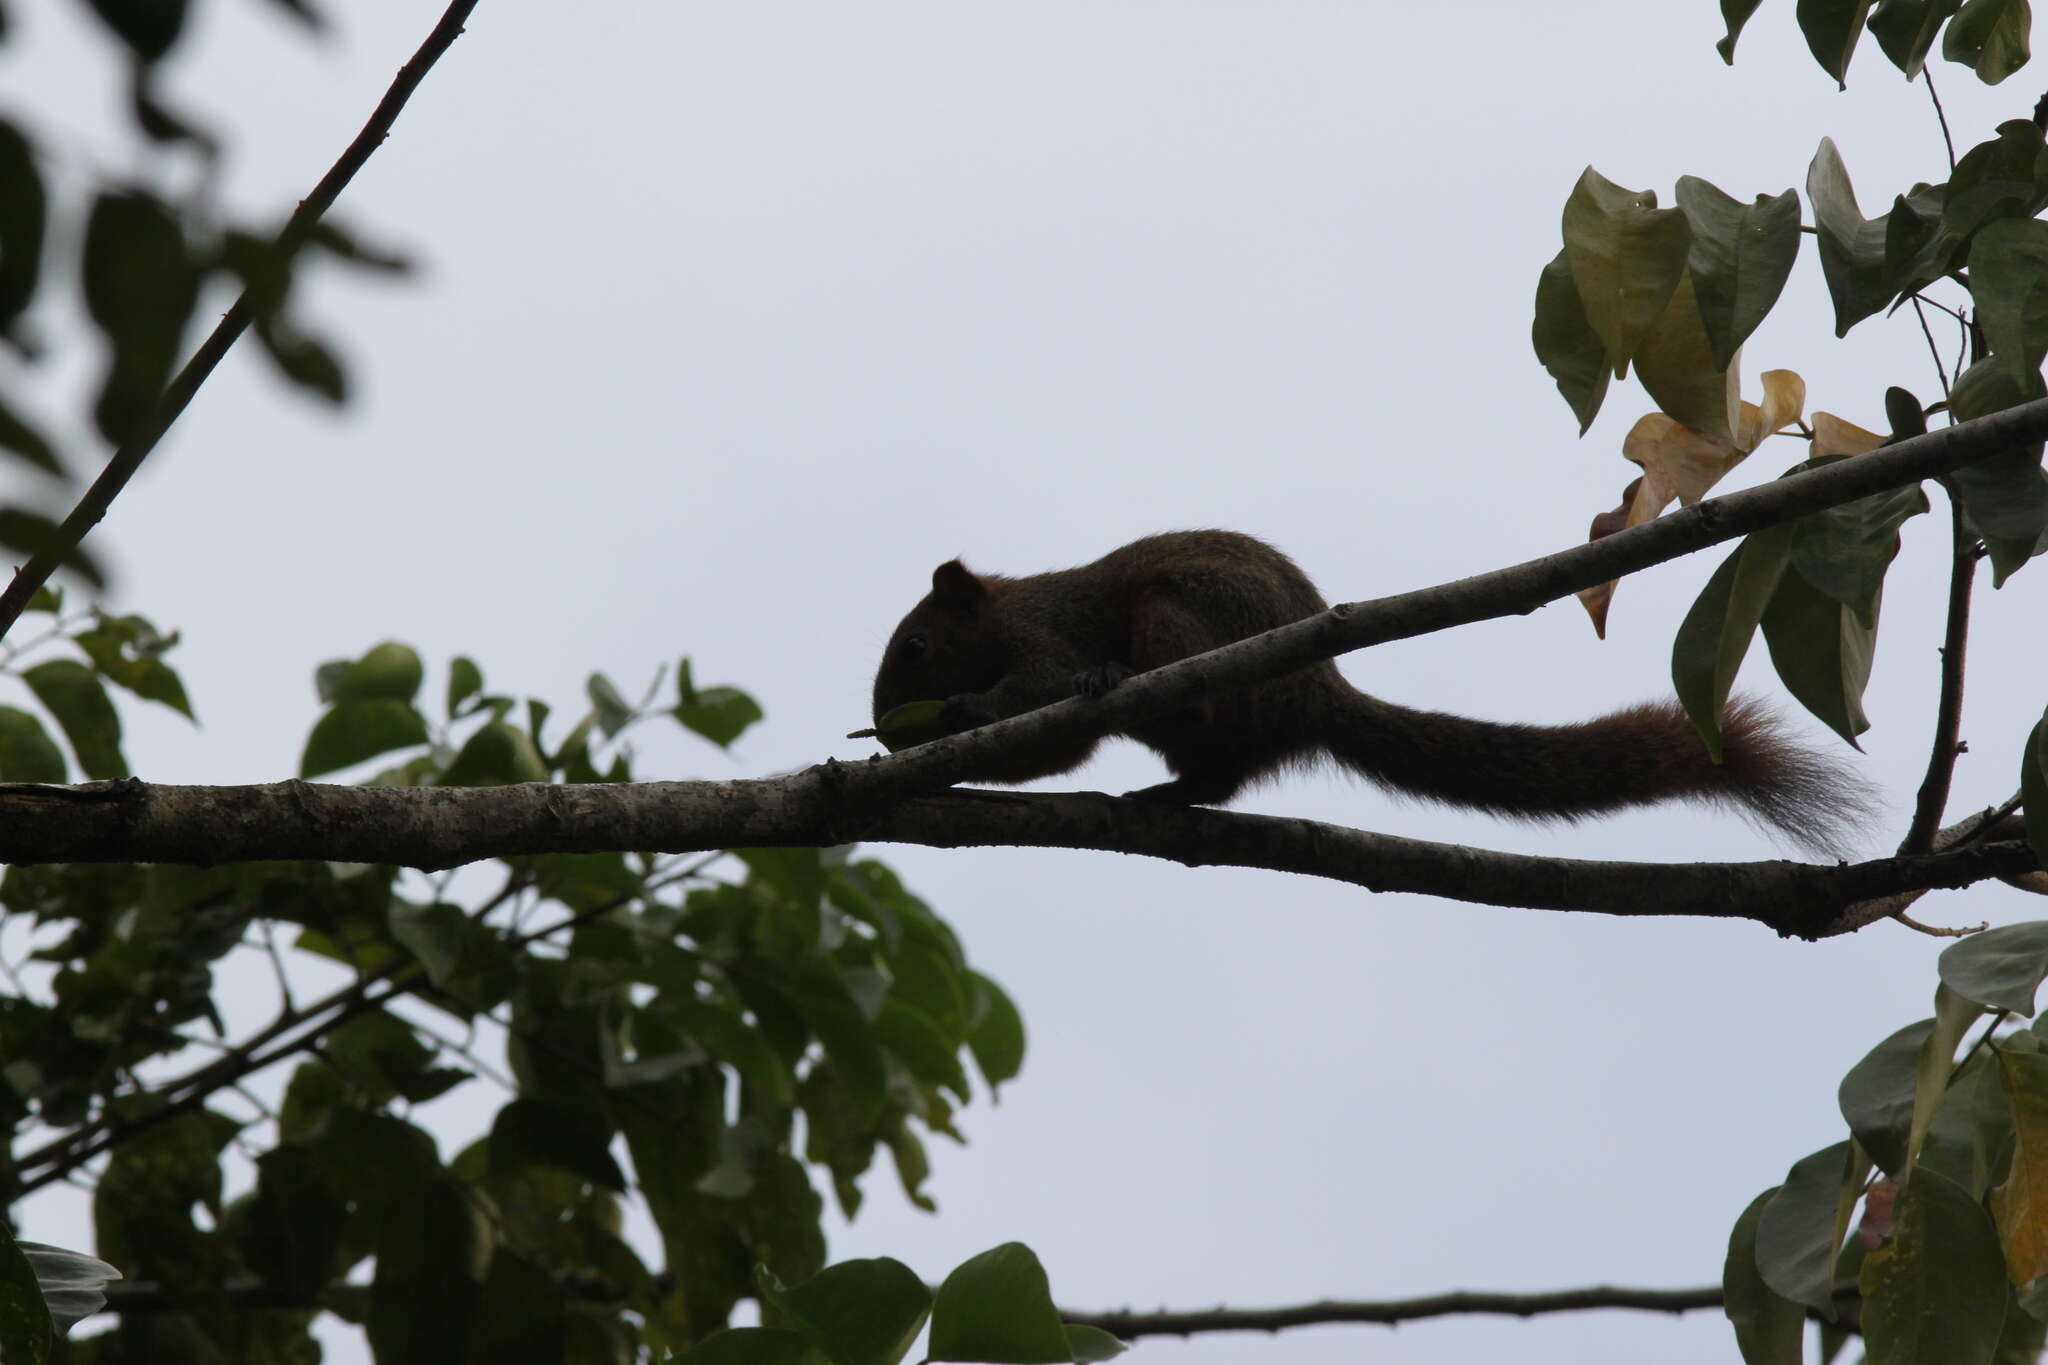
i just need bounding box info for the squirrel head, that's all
[871,559,1007,723]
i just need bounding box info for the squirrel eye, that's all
[897,634,929,665]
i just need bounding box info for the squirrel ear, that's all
[930,559,985,606]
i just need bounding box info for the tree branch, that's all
[1059,1284,1726,1337]
[0,0,485,642]
[0,780,2035,939]
[1900,501,1979,854]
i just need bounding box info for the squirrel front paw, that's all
[1073,662,1133,698]
[940,695,999,732]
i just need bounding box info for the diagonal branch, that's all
[833,397,2048,813]
[0,0,485,643]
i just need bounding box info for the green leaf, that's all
[679,1328,832,1365]
[490,1097,627,1191]
[1719,0,1768,60]
[1944,121,2048,238]
[876,998,972,1102]
[1946,357,2048,583]
[254,313,347,403]
[588,672,633,737]
[461,1249,567,1365]
[967,971,1026,1096]
[1943,0,2032,81]
[1972,217,2048,384]
[1757,1140,1859,1312]
[2026,712,2048,866]
[368,1174,486,1365]
[325,1010,470,1106]
[1727,1188,1807,1365]
[0,509,106,590]
[1884,183,1965,298]
[300,698,429,778]
[868,699,951,752]
[1922,1050,2015,1198]
[1671,527,1793,758]
[239,1145,347,1299]
[1531,248,1612,433]
[757,1257,931,1365]
[1799,0,1877,84]
[1064,1324,1127,1362]
[1871,0,1964,74]
[388,900,468,986]
[1844,1019,1938,1174]
[331,641,425,703]
[82,0,189,61]
[22,659,125,779]
[303,220,412,273]
[17,1240,119,1336]
[1860,1167,2008,1365]
[0,391,59,474]
[0,119,46,341]
[447,656,483,717]
[1632,272,1738,439]
[1808,138,1897,335]
[1906,984,1987,1178]
[1788,462,1929,610]
[0,706,65,783]
[0,1223,53,1365]
[439,720,549,786]
[1760,564,1878,746]
[928,1243,1073,1364]
[76,619,195,719]
[1675,178,1801,371]
[1942,920,2048,1014]
[80,189,200,444]
[674,686,766,749]
[1560,169,1691,376]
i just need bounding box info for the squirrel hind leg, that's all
[1125,771,1244,805]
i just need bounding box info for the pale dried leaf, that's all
[1622,412,1747,508]
[1737,369,1808,450]
[1811,411,1886,456]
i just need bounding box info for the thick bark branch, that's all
[1,779,2033,938]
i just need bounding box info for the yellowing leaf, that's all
[1633,272,1741,440]
[1812,412,1887,456]
[1993,1049,2048,1284]
[1739,370,1809,450]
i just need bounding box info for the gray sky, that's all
[6,1,2048,1361]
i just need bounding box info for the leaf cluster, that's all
[1727,922,2048,1365]
[0,627,1023,1364]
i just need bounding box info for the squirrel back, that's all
[870,529,1868,853]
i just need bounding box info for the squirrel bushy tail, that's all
[1324,687,1868,855]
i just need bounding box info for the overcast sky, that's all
[6,2,2048,1361]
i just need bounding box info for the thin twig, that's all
[0,0,485,642]
[1900,500,1978,854]
[1891,910,1986,937]
[1923,65,1957,171]
[1910,297,1953,400]
[257,918,296,1014]
[1062,1285,1728,1338]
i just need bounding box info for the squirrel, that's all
[869,529,1868,853]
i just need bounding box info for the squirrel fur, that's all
[870,529,1866,852]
